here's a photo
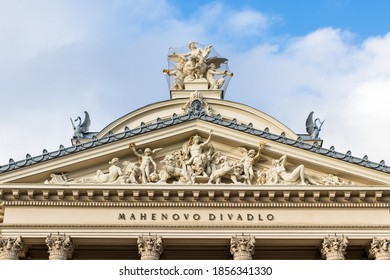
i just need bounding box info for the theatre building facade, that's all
[1,42,390,260]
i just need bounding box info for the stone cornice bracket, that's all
[369,237,390,260]
[230,235,256,260]
[45,233,74,260]
[137,235,163,260]
[0,236,24,260]
[321,234,348,260]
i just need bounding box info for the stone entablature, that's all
[0,185,389,204]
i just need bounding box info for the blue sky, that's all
[1,0,390,166]
[174,0,390,39]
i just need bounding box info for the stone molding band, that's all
[1,186,389,206]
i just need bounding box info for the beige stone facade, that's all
[1,43,390,260]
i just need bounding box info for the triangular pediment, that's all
[1,116,389,186]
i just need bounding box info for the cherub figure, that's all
[130,143,162,184]
[238,142,266,184]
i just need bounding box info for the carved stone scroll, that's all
[369,238,390,260]
[230,235,255,260]
[137,236,163,260]
[321,235,348,260]
[46,233,74,260]
[0,236,24,260]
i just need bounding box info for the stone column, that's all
[369,238,390,260]
[321,234,348,260]
[137,236,163,260]
[46,233,74,260]
[230,235,255,260]
[0,236,24,260]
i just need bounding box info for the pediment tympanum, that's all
[19,123,386,186]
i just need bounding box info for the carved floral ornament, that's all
[369,237,390,260]
[45,131,355,186]
[230,235,256,260]
[137,235,163,260]
[0,236,24,260]
[45,233,74,260]
[321,234,348,260]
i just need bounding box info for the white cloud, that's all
[226,10,269,36]
[228,28,390,162]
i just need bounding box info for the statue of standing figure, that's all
[238,142,266,184]
[130,143,162,184]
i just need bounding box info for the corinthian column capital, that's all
[137,236,163,260]
[321,234,348,260]
[230,235,256,260]
[369,238,390,260]
[0,236,24,260]
[46,233,74,260]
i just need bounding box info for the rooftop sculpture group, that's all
[163,41,233,90]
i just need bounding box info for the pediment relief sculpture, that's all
[257,155,320,185]
[43,133,356,186]
[130,143,162,184]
